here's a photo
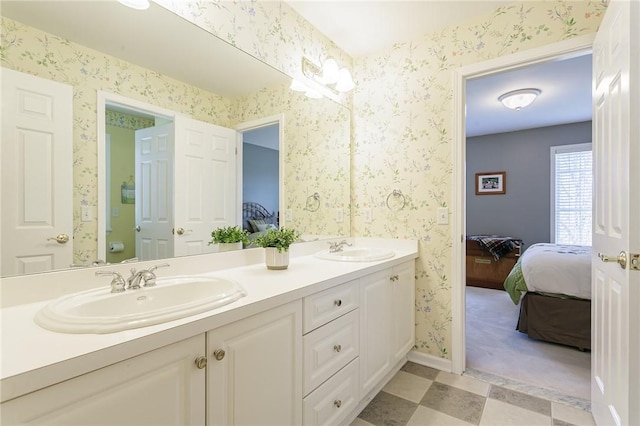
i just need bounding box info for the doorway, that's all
[450,36,595,398]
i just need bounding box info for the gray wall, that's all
[466,121,591,250]
[243,143,279,214]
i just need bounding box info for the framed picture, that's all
[475,171,506,195]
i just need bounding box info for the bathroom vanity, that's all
[0,238,417,426]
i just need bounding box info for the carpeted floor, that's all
[465,286,591,401]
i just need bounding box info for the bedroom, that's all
[464,53,593,403]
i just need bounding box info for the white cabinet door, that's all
[391,262,416,364]
[359,268,393,397]
[207,301,303,426]
[360,261,416,397]
[0,335,206,425]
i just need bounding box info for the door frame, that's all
[96,91,176,261]
[235,114,285,226]
[450,35,595,374]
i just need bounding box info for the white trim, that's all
[407,350,453,373]
[451,35,595,375]
[235,114,285,226]
[97,91,177,262]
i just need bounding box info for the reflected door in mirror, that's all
[1,69,73,275]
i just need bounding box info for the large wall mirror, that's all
[1,1,351,278]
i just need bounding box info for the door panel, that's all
[591,1,639,424]
[174,117,237,256]
[1,69,73,275]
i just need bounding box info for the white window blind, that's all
[550,143,592,246]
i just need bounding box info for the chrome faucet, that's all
[95,271,127,293]
[127,263,170,290]
[328,240,352,253]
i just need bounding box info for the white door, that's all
[1,68,73,275]
[591,1,640,425]
[135,123,175,261]
[174,116,237,256]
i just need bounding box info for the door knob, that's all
[134,226,141,232]
[598,251,627,269]
[175,227,192,236]
[47,234,70,244]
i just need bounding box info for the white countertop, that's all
[0,238,417,403]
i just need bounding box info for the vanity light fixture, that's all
[498,88,541,111]
[301,57,355,95]
[117,0,150,10]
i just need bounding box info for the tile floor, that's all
[351,362,595,426]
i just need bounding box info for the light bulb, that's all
[335,68,355,92]
[321,59,340,84]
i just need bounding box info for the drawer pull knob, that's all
[334,400,342,408]
[334,299,342,307]
[213,349,226,361]
[334,344,342,353]
[194,356,207,369]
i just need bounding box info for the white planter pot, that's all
[218,242,243,252]
[264,247,290,270]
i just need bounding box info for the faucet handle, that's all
[144,263,170,287]
[95,271,126,293]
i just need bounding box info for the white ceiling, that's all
[287,0,593,136]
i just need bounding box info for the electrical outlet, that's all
[81,206,93,222]
[363,208,373,223]
[437,207,448,225]
[334,208,344,223]
[285,209,293,222]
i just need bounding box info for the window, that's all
[550,143,592,246]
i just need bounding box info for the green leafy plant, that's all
[208,226,250,245]
[253,227,300,252]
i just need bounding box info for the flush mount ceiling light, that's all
[498,88,541,111]
[117,0,150,10]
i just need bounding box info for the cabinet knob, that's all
[334,400,342,408]
[390,274,399,282]
[194,356,207,369]
[213,349,226,361]
[333,344,342,353]
[334,299,342,307]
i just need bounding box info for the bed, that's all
[503,243,592,350]
[242,202,279,245]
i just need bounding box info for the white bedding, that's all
[521,243,592,300]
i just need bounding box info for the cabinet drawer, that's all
[303,280,358,333]
[303,358,359,426]
[303,309,359,395]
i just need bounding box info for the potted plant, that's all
[253,227,301,270]
[209,225,250,252]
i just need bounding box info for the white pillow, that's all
[256,223,277,232]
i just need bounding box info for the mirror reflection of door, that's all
[242,124,280,219]
[105,107,174,263]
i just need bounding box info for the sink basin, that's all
[35,276,247,334]
[315,247,395,262]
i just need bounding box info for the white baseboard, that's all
[407,349,453,373]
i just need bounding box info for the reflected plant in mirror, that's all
[0,1,351,277]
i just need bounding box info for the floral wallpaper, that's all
[232,84,351,238]
[105,110,155,130]
[351,1,606,359]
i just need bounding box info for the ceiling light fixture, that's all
[117,0,150,10]
[498,88,541,111]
